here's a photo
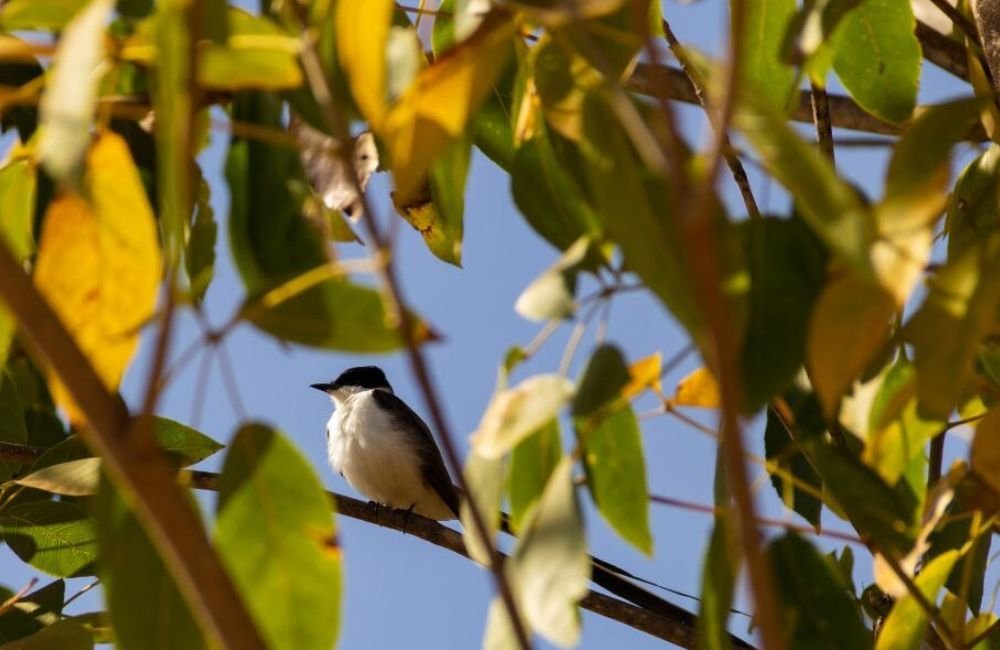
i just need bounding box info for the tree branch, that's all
[0,244,266,649]
[916,21,970,80]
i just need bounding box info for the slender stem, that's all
[674,0,785,646]
[661,18,760,220]
[928,430,946,487]
[286,8,533,648]
[927,0,982,48]
[810,81,835,163]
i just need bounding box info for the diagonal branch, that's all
[0,243,266,649]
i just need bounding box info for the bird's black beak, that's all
[310,382,334,393]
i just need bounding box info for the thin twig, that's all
[810,81,835,164]
[928,430,946,487]
[63,579,100,609]
[878,550,961,650]
[661,18,760,220]
[0,579,38,617]
[286,7,533,647]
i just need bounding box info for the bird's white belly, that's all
[327,392,451,518]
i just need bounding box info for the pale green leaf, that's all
[697,517,737,650]
[215,424,342,650]
[461,451,506,566]
[740,0,797,109]
[571,343,630,417]
[874,550,961,650]
[0,0,89,31]
[38,0,112,182]
[15,458,100,497]
[515,239,590,323]
[508,419,561,533]
[471,374,575,458]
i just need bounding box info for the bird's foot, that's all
[401,503,416,535]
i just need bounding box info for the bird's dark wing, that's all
[373,389,460,517]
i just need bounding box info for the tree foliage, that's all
[0,0,998,649]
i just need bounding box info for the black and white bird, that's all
[311,366,460,520]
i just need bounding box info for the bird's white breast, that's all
[326,389,452,519]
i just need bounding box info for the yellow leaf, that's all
[336,0,394,125]
[622,353,662,400]
[381,15,515,202]
[972,406,1000,495]
[807,273,895,418]
[671,367,720,409]
[34,132,162,423]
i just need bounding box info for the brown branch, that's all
[286,7,533,648]
[676,0,785,646]
[916,21,970,80]
[661,19,760,220]
[972,0,1000,97]
[0,243,266,649]
[810,81,835,163]
[932,0,983,48]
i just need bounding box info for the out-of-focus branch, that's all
[0,243,266,649]
[972,0,1000,97]
[916,21,970,80]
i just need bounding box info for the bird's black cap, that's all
[311,366,392,393]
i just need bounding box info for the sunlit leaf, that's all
[37,0,113,182]
[34,133,162,423]
[336,0,394,124]
[507,0,626,24]
[94,476,206,650]
[215,424,342,650]
[1,501,96,577]
[186,175,217,303]
[471,374,575,458]
[577,405,652,555]
[0,158,37,264]
[781,0,862,68]
[509,457,589,647]
[671,367,721,409]
[0,619,92,650]
[508,419,561,533]
[516,239,590,323]
[382,14,515,202]
[622,353,662,400]
[0,0,89,30]
[460,451,506,566]
[832,0,919,124]
[873,549,961,650]
[807,273,895,417]
[908,233,1000,418]
[15,458,100,497]
[741,216,827,412]
[768,533,871,649]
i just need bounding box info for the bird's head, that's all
[311,366,393,404]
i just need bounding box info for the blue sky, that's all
[0,1,990,648]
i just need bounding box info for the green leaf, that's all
[1,501,96,577]
[579,97,706,339]
[186,174,217,303]
[740,216,827,412]
[765,398,823,527]
[0,371,27,482]
[873,549,960,650]
[515,238,590,323]
[781,0,863,68]
[810,441,918,556]
[0,0,89,30]
[227,92,328,293]
[0,580,64,643]
[697,517,737,650]
[509,457,589,647]
[767,533,871,649]
[511,131,601,252]
[471,63,517,171]
[832,0,920,124]
[15,459,100,497]
[242,278,432,352]
[470,374,575,458]
[908,233,1000,418]
[215,424,342,650]
[0,154,33,367]
[740,0,797,109]
[198,10,301,90]
[0,620,92,650]
[426,136,470,266]
[93,475,205,650]
[577,405,652,555]
[508,419,561,533]
[150,416,225,466]
[571,343,630,417]
[37,0,113,182]
[736,90,875,277]
[947,144,1000,260]
[460,451,506,566]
